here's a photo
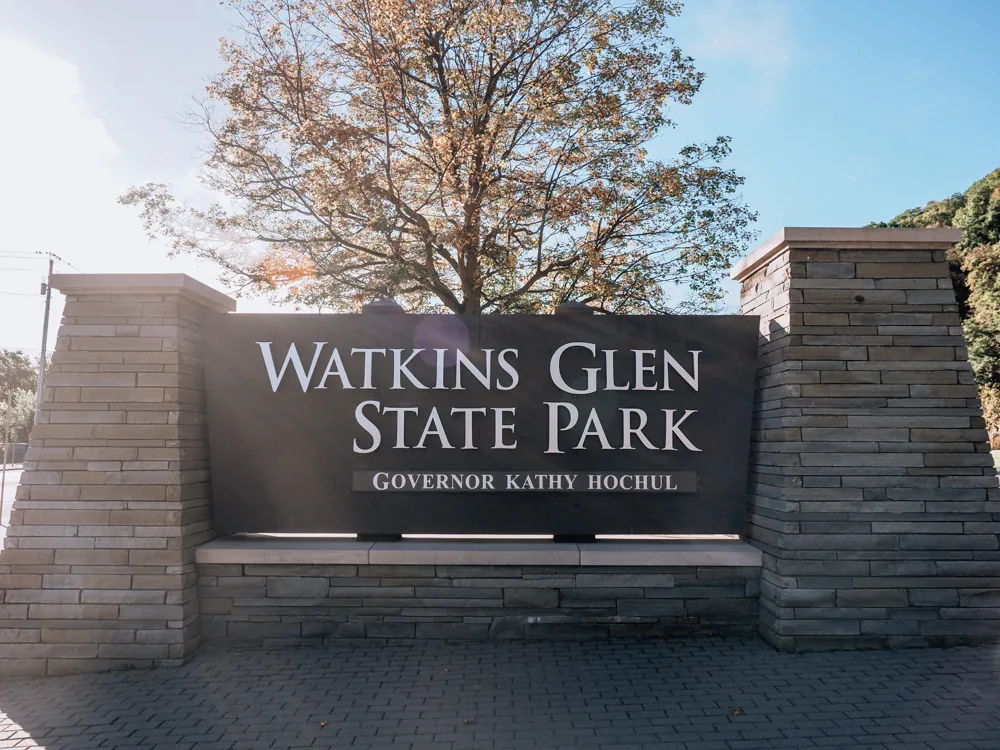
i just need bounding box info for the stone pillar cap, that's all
[50,273,237,312]
[730,226,963,282]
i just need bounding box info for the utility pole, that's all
[1,388,11,516]
[33,256,54,422]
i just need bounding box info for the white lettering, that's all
[351,348,386,389]
[451,407,486,449]
[496,348,519,390]
[662,409,701,451]
[455,349,492,389]
[604,350,630,390]
[550,342,599,394]
[390,349,428,389]
[574,408,613,450]
[257,341,326,393]
[415,407,453,449]
[544,402,578,454]
[353,400,381,453]
[316,348,353,389]
[663,350,700,392]
[373,472,389,490]
[384,406,419,448]
[493,407,517,449]
[634,350,657,390]
[434,349,448,389]
[620,408,657,450]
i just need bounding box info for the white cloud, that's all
[684,0,795,105]
[0,37,144,274]
[0,36,282,356]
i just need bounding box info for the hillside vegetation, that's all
[873,168,1000,444]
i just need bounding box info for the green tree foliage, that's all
[874,168,1000,441]
[0,349,37,445]
[0,349,36,396]
[2,389,35,445]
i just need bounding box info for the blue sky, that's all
[664,0,1000,232]
[1,0,998,352]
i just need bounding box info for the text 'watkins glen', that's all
[256,341,702,454]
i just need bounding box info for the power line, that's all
[54,256,84,272]
[0,251,84,272]
[0,291,43,298]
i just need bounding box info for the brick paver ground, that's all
[0,637,998,749]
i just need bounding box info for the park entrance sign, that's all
[7,227,1000,676]
[203,313,759,534]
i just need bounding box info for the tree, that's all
[1,389,36,445]
[872,168,1000,443]
[0,349,37,445]
[0,349,36,400]
[122,0,755,314]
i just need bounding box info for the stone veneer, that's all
[196,540,762,643]
[200,563,760,642]
[0,275,235,676]
[733,228,1000,649]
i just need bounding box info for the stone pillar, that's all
[733,227,1000,650]
[0,274,235,676]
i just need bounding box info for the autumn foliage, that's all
[122,0,755,313]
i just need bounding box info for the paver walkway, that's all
[0,637,998,749]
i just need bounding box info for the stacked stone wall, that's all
[0,279,233,676]
[198,563,760,644]
[735,232,1000,649]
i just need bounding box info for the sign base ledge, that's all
[195,537,763,568]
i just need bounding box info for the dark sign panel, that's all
[203,313,759,534]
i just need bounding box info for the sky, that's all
[0,0,998,358]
